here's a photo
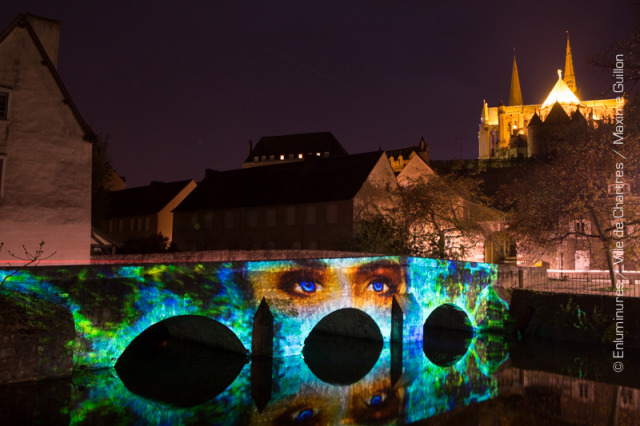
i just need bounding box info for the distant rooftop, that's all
[178,151,384,211]
[107,180,195,217]
[243,131,348,167]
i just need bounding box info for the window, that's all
[280,155,285,160]
[144,217,150,231]
[0,92,8,120]
[326,204,338,224]
[573,220,590,235]
[266,208,276,227]
[137,217,143,231]
[620,388,637,409]
[247,210,258,227]
[286,207,295,226]
[130,218,135,231]
[118,219,124,232]
[305,205,316,225]
[0,155,5,198]
[224,211,234,228]
[572,381,594,402]
[204,213,213,229]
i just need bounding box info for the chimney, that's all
[24,14,61,69]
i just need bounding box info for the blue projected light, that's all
[1,256,508,366]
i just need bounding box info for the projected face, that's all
[247,258,405,307]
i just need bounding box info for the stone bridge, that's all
[1,255,508,369]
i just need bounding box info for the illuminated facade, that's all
[0,15,94,265]
[478,33,620,160]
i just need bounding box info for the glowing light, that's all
[541,70,580,108]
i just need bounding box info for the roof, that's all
[0,14,96,142]
[176,151,385,211]
[541,70,580,108]
[107,180,195,217]
[544,102,571,124]
[246,132,347,161]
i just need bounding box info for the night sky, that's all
[3,1,637,187]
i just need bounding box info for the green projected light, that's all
[0,256,508,368]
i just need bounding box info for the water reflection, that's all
[3,333,640,425]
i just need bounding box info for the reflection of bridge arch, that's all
[423,304,473,367]
[303,308,383,385]
[115,315,247,407]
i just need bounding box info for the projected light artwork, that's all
[0,256,506,368]
[65,335,509,425]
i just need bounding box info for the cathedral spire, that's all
[564,31,578,95]
[509,49,523,106]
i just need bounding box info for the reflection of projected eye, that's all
[291,407,318,422]
[366,393,387,407]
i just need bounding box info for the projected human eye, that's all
[353,259,404,299]
[365,277,393,295]
[278,270,325,298]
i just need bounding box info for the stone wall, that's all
[0,292,75,384]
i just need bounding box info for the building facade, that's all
[0,15,94,265]
[478,33,619,160]
[174,151,397,251]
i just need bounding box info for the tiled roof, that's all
[107,180,195,217]
[176,151,384,211]
[246,132,347,162]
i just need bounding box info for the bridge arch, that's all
[302,308,383,384]
[120,315,248,356]
[423,304,474,367]
[115,315,248,407]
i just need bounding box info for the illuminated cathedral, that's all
[478,32,620,159]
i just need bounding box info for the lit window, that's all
[280,155,285,160]
[298,153,303,159]
[316,152,321,156]
[0,92,8,120]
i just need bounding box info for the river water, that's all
[1,332,638,425]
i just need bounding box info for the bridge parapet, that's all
[0,255,508,369]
